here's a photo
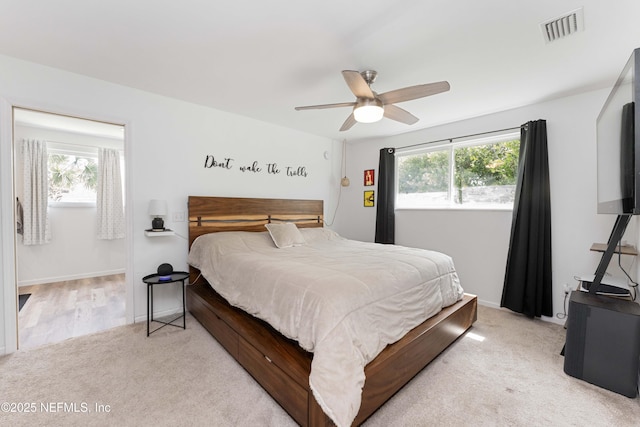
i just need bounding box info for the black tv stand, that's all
[590,214,632,294]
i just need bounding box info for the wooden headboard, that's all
[188,196,324,283]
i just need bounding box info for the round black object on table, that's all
[157,263,173,280]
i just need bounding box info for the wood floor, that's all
[18,274,126,349]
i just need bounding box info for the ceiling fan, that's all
[295,70,450,131]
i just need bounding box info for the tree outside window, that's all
[48,154,98,203]
[397,137,520,208]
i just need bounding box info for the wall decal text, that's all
[204,155,308,178]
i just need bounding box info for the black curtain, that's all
[501,120,552,318]
[375,147,395,244]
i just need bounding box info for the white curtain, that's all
[22,139,51,245]
[96,148,125,239]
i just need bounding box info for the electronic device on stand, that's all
[576,274,630,297]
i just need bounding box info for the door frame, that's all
[1,98,134,353]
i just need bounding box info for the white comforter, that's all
[188,228,464,427]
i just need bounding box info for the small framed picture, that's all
[364,169,375,186]
[364,190,375,207]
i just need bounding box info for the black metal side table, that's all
[143,271,189,337]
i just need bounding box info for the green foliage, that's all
[398,139,520,204]
[398,150,449,193]
[453,139,519,203]
[48,154,98,201]
[79,160,98,190]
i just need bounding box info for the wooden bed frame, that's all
[186,196,477,426]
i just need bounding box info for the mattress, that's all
[188,227,464,427]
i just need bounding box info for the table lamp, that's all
[148,199,168,230]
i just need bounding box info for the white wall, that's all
[1,53,634,354]
[14,125,126,286]
[0,55,341,354]
[333,89,638,323]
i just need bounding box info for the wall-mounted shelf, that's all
[145,229,175,237]
[590,243,638,256]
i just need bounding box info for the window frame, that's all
[395,131,521,211]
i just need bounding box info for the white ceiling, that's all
[1,1,639,142]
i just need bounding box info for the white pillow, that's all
[265,223,306,248]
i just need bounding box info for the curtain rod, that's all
[395,125,522,151]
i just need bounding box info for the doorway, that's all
[13,107,127,349]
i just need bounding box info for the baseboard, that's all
[134,306,183,324]
[18,269,125,287]
[477,299,565,325]
[477,298,500,309]
[0,345,6,356]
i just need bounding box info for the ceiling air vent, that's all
[540,7,584,43]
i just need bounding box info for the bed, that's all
[186,196,477,426]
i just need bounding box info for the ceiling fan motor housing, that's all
[360,70,378,85]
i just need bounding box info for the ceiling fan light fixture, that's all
[353,98,384,123]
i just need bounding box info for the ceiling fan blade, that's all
[295,102,356,110]
[339,113,357,131]
[378,81,450,105]
[384,104,419,125]
[342,70,375,99]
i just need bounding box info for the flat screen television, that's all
[596,47,640,215]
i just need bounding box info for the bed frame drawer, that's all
[186,285,239,357]
[238,336,309,426]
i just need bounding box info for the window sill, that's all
[396,205,513,212]
[48,202,96,208]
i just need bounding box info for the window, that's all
[396,132,520,209]
[48,152,98,205]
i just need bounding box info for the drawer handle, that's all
[264,355,272,363]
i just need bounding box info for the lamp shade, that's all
[148,199,168,216]
[353,98,384,123]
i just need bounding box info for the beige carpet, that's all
[1,305,639,426]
